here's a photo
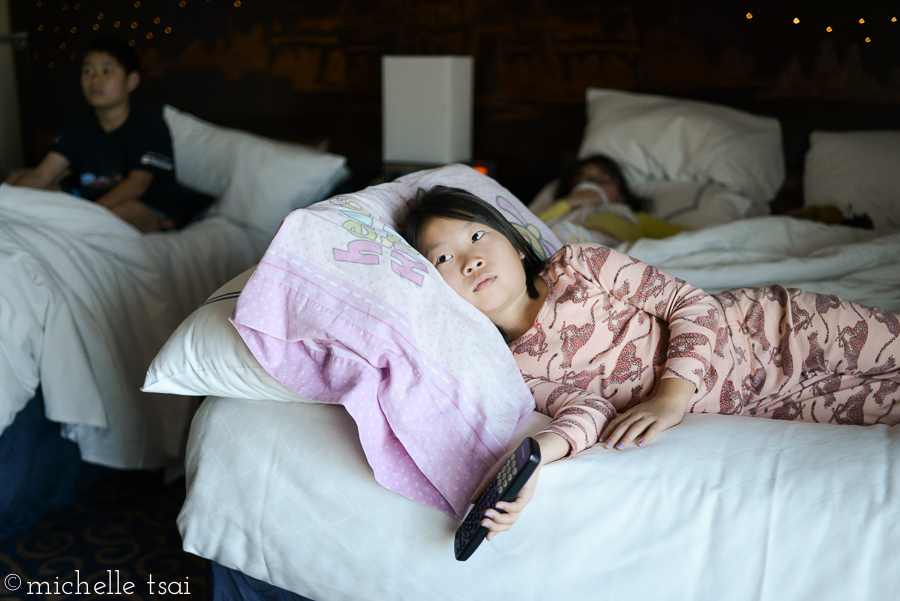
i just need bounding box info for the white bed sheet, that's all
[182,397,899,601]
[178,215,900,600]
[0,185,266,469]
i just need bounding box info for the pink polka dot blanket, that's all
[230,164,562,518]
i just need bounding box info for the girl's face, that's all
[573,162,623,205]
[419,217,530,324]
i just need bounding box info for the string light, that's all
[36,24,43,31]
[45,0,898,82]
[36,1,41,6]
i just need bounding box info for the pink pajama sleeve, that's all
[524,375,617,455]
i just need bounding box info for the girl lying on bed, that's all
[538,154,684,245]
[402,185,900,541]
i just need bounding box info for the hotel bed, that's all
[149,89,900,600]
[0,105,349,541]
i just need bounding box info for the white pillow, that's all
[803,130,900,231]
[142,266,310,403]
[163,105,350,236]
[578,88,784,206]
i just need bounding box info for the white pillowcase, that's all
[163,105,350,237]
[578,88,784,206]
[142,266,310,403]
[803,130,900,231]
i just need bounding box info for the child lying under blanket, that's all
[537,154,684,245]
[402,185,900,542]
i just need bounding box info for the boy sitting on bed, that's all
[9,37,179,233]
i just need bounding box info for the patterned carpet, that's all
[0,470,207,600]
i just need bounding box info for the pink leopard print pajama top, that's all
[510,244,900,455]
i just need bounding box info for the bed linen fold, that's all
[622,216,900,312]
[0,185,260,469]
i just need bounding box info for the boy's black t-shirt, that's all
[51,105,181,224]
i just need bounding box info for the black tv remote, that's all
[454,436,541,561]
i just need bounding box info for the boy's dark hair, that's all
[84,37,141,75]
[555,153,649,213]
[402,185,548,303]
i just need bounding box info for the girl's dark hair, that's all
[554,154,649,213]
[402,185,548,302]
[85,37,141,75]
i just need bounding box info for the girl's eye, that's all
[436,253,452,265]
[471,231,485,242]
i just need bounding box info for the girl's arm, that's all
[567,243,720,394]
[477,431,570,541]
[525,376,617,456]
[599,377,696,450]
[564,244,721,448]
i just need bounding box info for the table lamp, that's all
[382,55,474,167]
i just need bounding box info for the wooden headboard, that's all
[10,0,899,207]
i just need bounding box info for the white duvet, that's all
[179,216,900,600]
[0,185,265,469]
[622,216,900,312]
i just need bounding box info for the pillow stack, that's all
[145,164,562,518]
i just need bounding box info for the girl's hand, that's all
[481,466,540,541]
[470,432,569,542]
[599,378,696,450]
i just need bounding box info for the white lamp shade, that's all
[382,56,474,165]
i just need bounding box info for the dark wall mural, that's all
[10,0,900,202]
